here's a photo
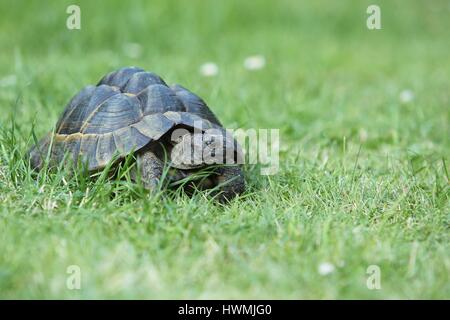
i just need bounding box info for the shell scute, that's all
[123,71,167,94]
[97,66,145,89]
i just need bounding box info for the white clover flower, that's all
[200,62,219,77]
[359,128,368,142]
[318,262,335,276]
[244,55,266,71]
[399,89,415,104]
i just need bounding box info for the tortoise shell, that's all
[29,67,227,171]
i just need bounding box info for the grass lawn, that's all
[0,0,448,299]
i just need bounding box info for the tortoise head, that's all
[169,127,237,170]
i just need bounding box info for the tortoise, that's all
[28,67,245,201]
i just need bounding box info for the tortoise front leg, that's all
[136,149,164,191]
[212,165,246,202]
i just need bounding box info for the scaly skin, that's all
[137,149,164,190]
[137,132,245,201]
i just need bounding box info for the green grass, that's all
[0,0,449,299]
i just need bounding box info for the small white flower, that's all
[318,262,335,276]
[123,43,143,59]
[244,55,266,71]
[199,62,219,77]
[359,128,368,142]
[399,89,415,104]
[0,74,17,87]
